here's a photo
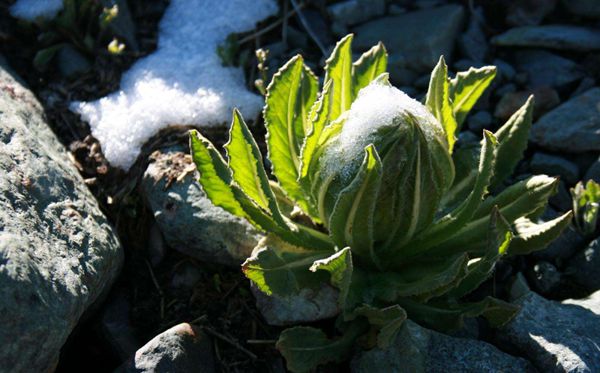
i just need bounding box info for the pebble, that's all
[530,152,579,184]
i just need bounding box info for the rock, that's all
[467,110,493,133]
[572,77,596,97]
[514,49,584,88]
[566,237,600,292]
[141,147,262,267]
[458,10,488,62]
[353,5,465,75]
[117,323,215,373]
[534,226,585,263]
[351,320,534,372]
[251,283,340,326]
[494,87,559,120]
[170,262,203,289]
[497,291,600,372]
[56,45,91,79]
[505,0,558,26]
[562,0,600,19]
[0,63,122,371]
[563,289,600,315]
[327,0,386,26]
[492,25,600,51]
[585,156,600,183]
[530,152,579,184]
[526,261,562,295]
[493,59,517,82]
[531,88,600,152]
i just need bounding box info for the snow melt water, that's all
[10,0,63,21]
[69,0,278,169]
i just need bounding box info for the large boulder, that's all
[351,320,534,372]
[141,146,262,267]
[531,88,600,152]
[0,63,122,371]
[492,25,600,51]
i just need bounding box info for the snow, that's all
[321,81,443,179]
[10,0,63,21]
[71,0,278,170]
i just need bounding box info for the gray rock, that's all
[493,58,517,82]
[494,87,559,120]
[563,289,600,315]
[497,291,600,372]
[458,11,488,62]
[514,49,584,88]
[351,320,534,372]
[117,323,215,373]
[505,0,558,26]
[251,283,340,326]
[566,237,600,292]
[56,45,91,79]
[534,226,585,263]
[353,5,465,74]
[527,261,562,295]
[585,156,600,183]
[530,152,579,184]
[562,0,600,18]
[531,88,600,152]
[0,63,122,371]
[467,110,493,133]
[141,147,262,267]
[492,25,600,51]
[327,0,385,26]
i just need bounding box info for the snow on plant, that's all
[190,35,572,372]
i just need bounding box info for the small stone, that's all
[566,237,600,292]
[141,147,262,267]
[353,5,465,73]
[327,0,386,26]
[117,323,215,373]
[494,87,559,120]
[251,283,340,326]
[534,226,586,263]
[585,156,600,182]
[467,110,493,133]
[530,152,579,184]
[351,320,534,372]
[496,291,600,372]
[458,11,488,62]
[493,59,517,82]
[531,88,600,153]
[494,83,517,97]
[526,261,562,295]
[562,0,600,19]
[505,0,558,26]
[492,25,600,51]
[514,49,584,88]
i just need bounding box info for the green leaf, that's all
[324,34,354,120]
[277,321,368,373]
[310,247,353,308]
[33,44,64,72]
[450,66,497,128]
[329,145,383,269]
[347,304,407,348]
[352,42,388,98]
[407,130,498,254]
[437,175,559,254]
[189,130,245,218]
[242,235,331,297]
[426,56,458,153]
[491,96,534,188]
[447,208,513,299]
[507,211,573,256]
[225,109,286,226]
[264,55,318,216]
[571,180,600,237]
[397,296,519,332]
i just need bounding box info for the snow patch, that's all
[71,0,278,169]
[10,0,64,21]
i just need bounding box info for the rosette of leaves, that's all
[190,34,572,372]
[571,180,600,238]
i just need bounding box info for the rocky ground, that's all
[1,0,600,372]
